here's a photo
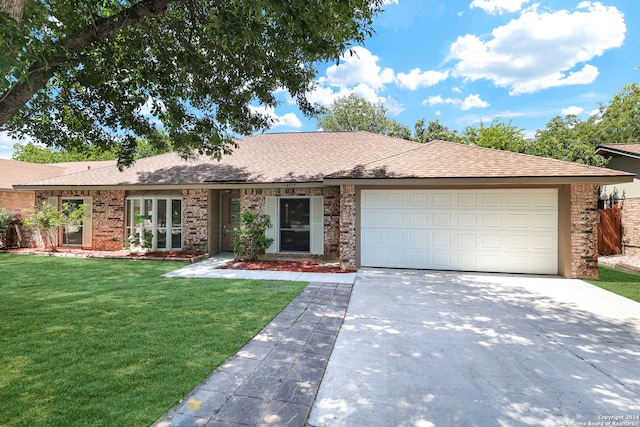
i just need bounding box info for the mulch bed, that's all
[218,259,355,274]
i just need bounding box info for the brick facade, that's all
[620,198,640,256]
[25,183,601,278]
[0,190,35,218]
[182,189,209,253]
[36,189,126,251]
[240,187,341,260]
[570,183,599,279]
[0,191,35,248]
[339,185,357,269]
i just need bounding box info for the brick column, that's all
[339,185,357,269]
[570,183,599,279]
[183,189,209,253]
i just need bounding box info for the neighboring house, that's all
[595,143,640,256]
[14,132,633,279]
[1,159,117,247]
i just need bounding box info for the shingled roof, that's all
[0,159,65,190]
[595,143,640,159]
[14,132,633,189]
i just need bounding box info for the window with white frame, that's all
[265,196,324,255]
[61,198,85,246]
[126,196,182,251]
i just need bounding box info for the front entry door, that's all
[221,190,241,252]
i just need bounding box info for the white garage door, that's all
[361,189,558,275]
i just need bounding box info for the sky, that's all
[0,0,638,159]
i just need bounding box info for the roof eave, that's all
[323,175,635,186]
[595,146,640,160]
[13,181,326,191]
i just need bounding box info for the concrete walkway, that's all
[309,269,640,427]
[162,254,357,285]
[154,256,355,427]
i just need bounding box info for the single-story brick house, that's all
[14,131,633,279]
[595,143,640,255]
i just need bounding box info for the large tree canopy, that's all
[317,93,392,134]
[1,0,383,165]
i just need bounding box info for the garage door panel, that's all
[385,192,405,206]
[432,193,452,206]
[432,212,451,226]
[530,213,557,228]
[409,212,429,226]
[482,234,502,248]
[361,189,558,275]
[458,192,478,206]
[482,213,502,227]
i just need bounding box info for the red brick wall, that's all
[339,185,356,269]
[570,183,599,279]
[621,198,640,256]
[36,190,125,251]
[183,189,209,253]
[0,190,35,218]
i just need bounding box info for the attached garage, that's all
[360,189,558,275]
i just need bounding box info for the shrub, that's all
[231,211,274,260]
[22,202,87,250]
[0,209,15,248]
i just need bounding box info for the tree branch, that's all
[0,0,174,126]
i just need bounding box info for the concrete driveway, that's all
[308,269,640,427]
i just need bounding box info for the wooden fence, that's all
[598,206,622,256]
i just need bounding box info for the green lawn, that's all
[587,266,640,303]
[0,254,306,426]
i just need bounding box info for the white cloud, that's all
[562,106,585,115]
[320,46,394,90]
[470,0,530,15]
[381,0,398,4]
[248,106,302,129]
[396,68,449,90]
[460,94,490,110]
[423,94,489,110]
[0,131,24,159]
[449,1,625,94]
[310,47,404,115]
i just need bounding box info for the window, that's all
[126,196,182,251]
[265,196,323,255]
[279,198,310,252]
[61,198,84,246]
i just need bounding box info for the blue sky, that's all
[0,0,637,158]
[261,0,638,137]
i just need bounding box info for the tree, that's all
[529,115,607,166]
[12,132,172,163]
[595,83,640,145]
[1,1,383,166]
[461,118,528,152]
[413,119,462,143]
[317,93,394,134]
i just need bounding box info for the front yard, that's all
[588,265,640,303]
[0,254,306,426]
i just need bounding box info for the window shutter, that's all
[265,196,277,253]
[310,196,324,255]
[82,197,92,248]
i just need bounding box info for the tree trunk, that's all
[0,0,174,127]
[0,0,25,23]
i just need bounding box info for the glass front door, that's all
[279,198,310,252]
[61,198,84,246]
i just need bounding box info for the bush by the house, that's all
[231,211,274,260]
